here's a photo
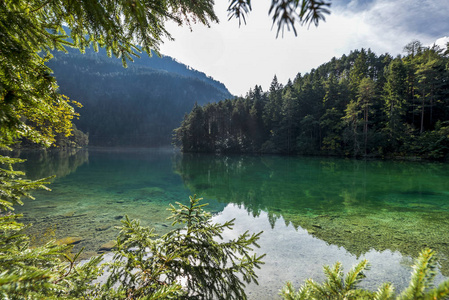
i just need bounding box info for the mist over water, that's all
[15,148,449,298]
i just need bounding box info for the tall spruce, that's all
[383,58,408,149]
[357,77,376,155]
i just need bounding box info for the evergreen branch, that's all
[344,259,369,291]
[323,262,344,295]
[373,282,395,300]
[398,248,437,299]
[427,280,449,299]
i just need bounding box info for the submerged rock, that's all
[35,205,57,209]
[137,186,165,196]
[55,237,83,245]
[98,240,117,252]
[95,225,112,231]
[62,211,76,217]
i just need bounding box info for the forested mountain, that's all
[48,47,232,147]
[175,41,449,160]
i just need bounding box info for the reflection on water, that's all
[14,149,449,298]
[15,148,225,258]
[176,153,449,276]
[212,204,446,298]
[11,148,89,180]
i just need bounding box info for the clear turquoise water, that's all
[14,148,449,299]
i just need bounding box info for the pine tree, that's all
[342,100,362,156]
[402,41,423,127]
[357,77,376,155]
[281,248,449,300]
[249,85,266,151]
[320,74,346,153]
[280,88,300,153]
[100,195,265,300]
[263,75,284,131]
[415,47,446,133]
[349,49,369,97]
[382,58,407,149]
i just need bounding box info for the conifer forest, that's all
[175,43,449,160]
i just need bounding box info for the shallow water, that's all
[14,148,449,298]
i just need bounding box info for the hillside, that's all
[48,47,232,147]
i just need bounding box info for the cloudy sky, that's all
[160,0,449,96]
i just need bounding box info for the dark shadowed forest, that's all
[47,47,232,147]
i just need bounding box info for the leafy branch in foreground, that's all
[281,248,449,300]
[0,155,51,211]
[100,195,265,300]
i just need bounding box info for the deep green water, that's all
[14,148,449,298]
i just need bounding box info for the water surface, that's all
[14,148,449,298]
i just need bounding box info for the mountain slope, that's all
[48,47,232,147]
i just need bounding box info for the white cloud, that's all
[433,36,449,49]
[160,0,449,96]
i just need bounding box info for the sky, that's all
[160,0,449,96]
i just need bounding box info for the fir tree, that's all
[98,195,265,299]
[281,248,449,300]
[382,58,407,149]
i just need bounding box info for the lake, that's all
[14,148,449,299]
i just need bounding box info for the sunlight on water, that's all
[14,148,449,299]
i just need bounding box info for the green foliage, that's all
[0,155,51,212]
[382,58,408,149]
[97,216,183,299]
[102,195,265,300]
[166,196,265,299]
[280,248,449,300]
[281,259,372,300]
[0,215,100,299]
